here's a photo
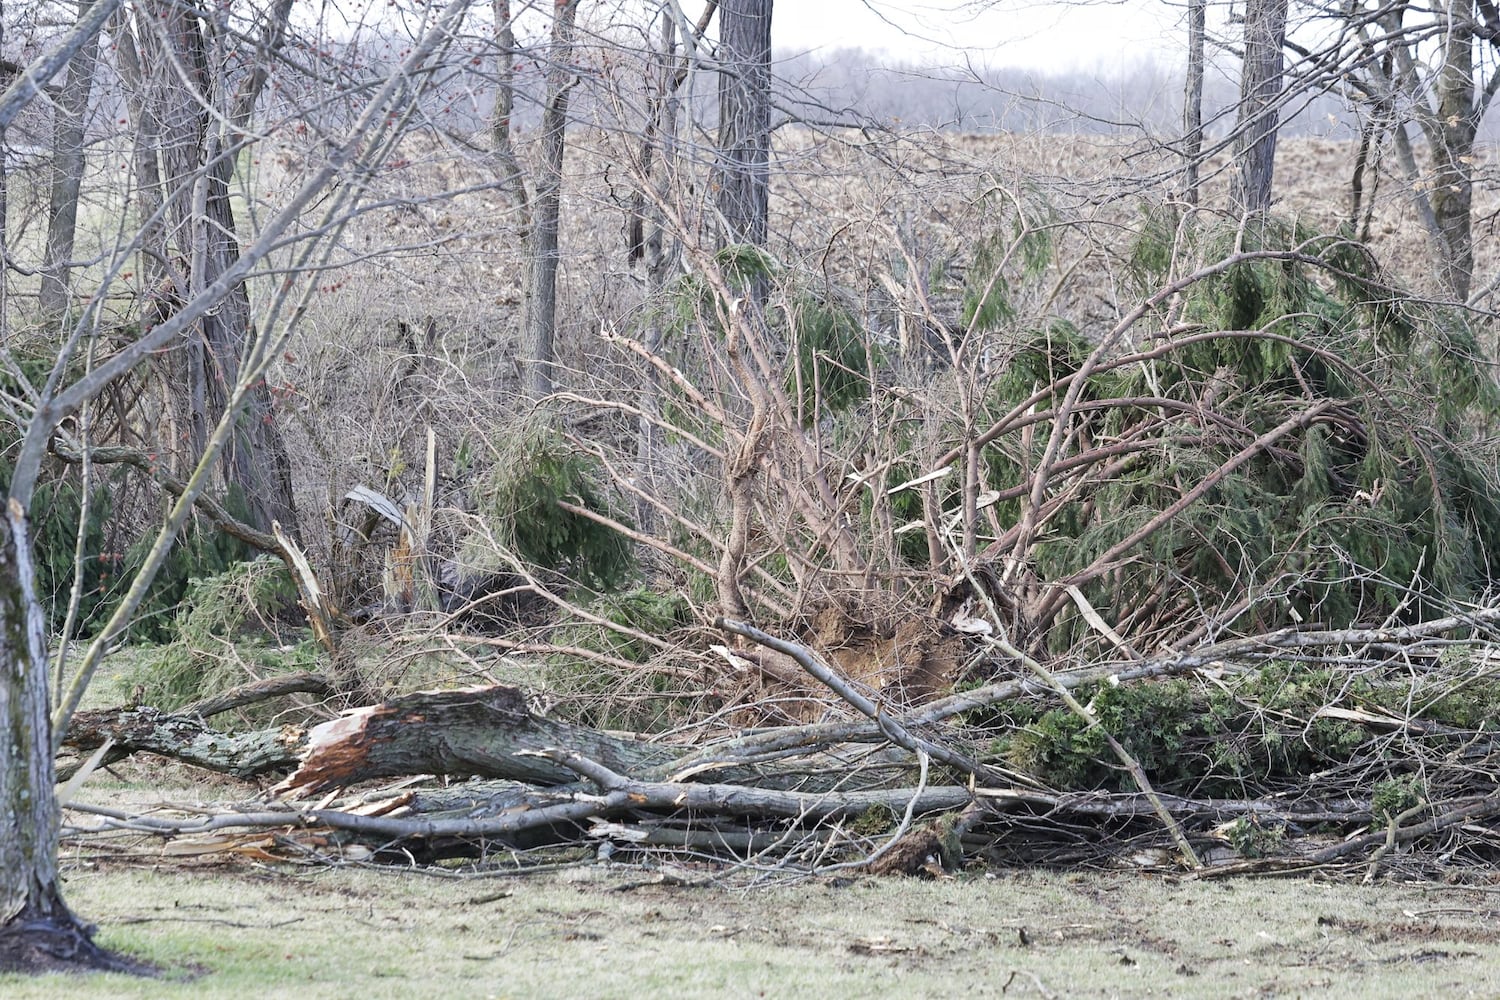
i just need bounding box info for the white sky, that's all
[770,1,1188,75]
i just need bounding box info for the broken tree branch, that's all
[717,616,1023,788]
[181,672,331,719]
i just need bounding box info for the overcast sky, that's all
[770,1,1188,75]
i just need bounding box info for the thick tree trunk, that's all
[489,0,528,211]
[123,1,297,534]
[62,684,914,797]
[522,0,579,400]
[38,0,100,316]
[0,503,132,973]
[280,685,677,795]
[1229,0,1288,215]
[713,0,773,248]
[0,506,63,928]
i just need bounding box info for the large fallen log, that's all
[278,686,678,794]
[277,684,919,796]
[60,684,914,796]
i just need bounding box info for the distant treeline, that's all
[775,47,1365,139]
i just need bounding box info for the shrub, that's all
[471,421,633,591]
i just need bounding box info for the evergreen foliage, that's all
[971,213,1497,647]
[113,557,313,712]
[992,662,1482,797]
[962,181,1055,334]
[785,295,876,423]
[474,421,633,591]
[553,586,690,666]
[545,586,696,731]
[849,209,1500,653]
[0,346,259,642]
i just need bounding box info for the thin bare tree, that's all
[1182,0,1206,206]
[713,0,771,249]
[38,0,101,317]
[1230,0,1289,214]
[523,0,581,400]
[0,0,475,969]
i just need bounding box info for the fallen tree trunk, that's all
[62,706,307,779]
[277,684,919,796]
[279,686,678,794]
[59,686,677,787]
[61,684,912,795]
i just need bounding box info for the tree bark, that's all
[0,0,118,130]
[1429,0,1475,300]
[713,0,773,248]
[632,7,681,532]
[1229,0,1288,215]
[0,503,133,972]
[1181,0,1205,206]
[522,0,580,400]
[121,0,298,534]
[38,0,101,317]
[62,705,309,779]
[489,0,528,213]
[0,505,63,926]
[279,685,676,795]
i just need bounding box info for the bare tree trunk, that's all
[0,510,62,927]
[122,0,298,534]
[38,0,100,317]
[714,0,773,248]
[0,505,129,970]
[490,0,529,214]
[1430,0,1475,300]
[1182,0,1205,206]
[1230,0,1288,215]
[710,0,774,610]
[1352,0,1481,300]
[633,8,680,532]
[522,0,580,401]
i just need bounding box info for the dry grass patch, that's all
[6,862,1500,998]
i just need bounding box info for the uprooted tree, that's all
[47,204,1500,883]
[10,0,1500,977]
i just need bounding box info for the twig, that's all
[1001,968,1057,999]
[1364,799,1429,883]
[1307,792,1500,865]
[917,603,1500,724]
[181,672,331,719]
[67,779,974,842]
[52,442,281,553]
[818,750,931,874]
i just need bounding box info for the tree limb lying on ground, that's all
[56,604,1500,876]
